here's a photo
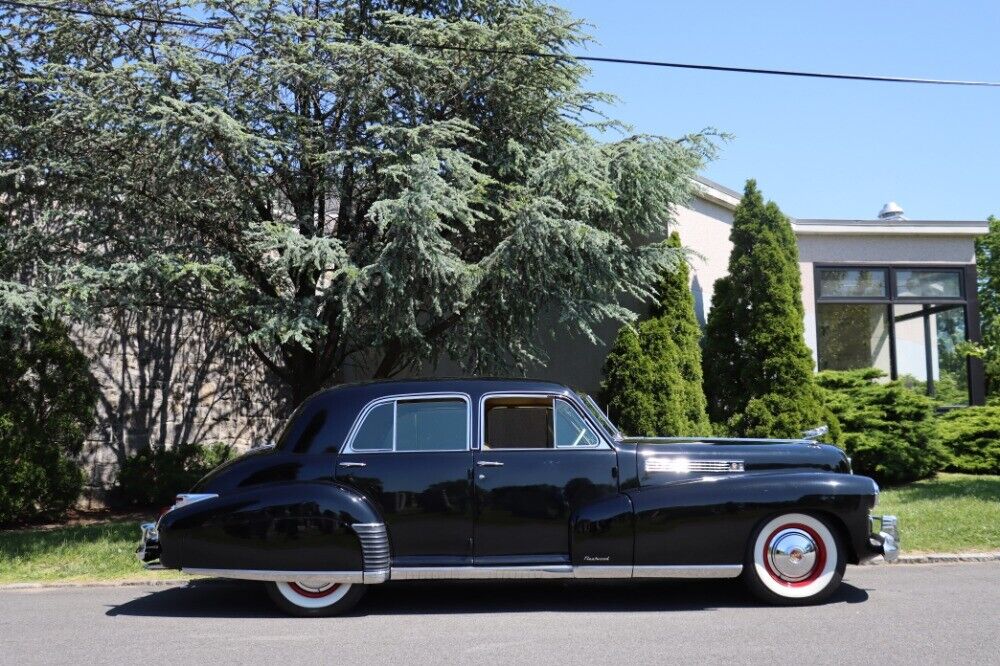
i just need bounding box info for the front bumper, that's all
[136,522,164,570]
[869,514,900,563]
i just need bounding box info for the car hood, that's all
[624,437,852,485]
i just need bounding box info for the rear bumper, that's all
[136,522,164,570]
[868,514,900,563]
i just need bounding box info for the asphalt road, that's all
[1,563,997,665]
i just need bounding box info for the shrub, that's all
[935,407,1000,474]
[115,442,235,507]
[602,232,710,437]
[702,180,824,438]
[817,369,946,485]
[0,320,98,526]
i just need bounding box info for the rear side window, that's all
[352,402,394,451]
[347,397,469,452]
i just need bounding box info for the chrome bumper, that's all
[870,514,900,563]
[136,522,164,569]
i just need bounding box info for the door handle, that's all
[338,461,367,468]
[476,460,504,467]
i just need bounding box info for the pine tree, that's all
[702,180,823,437]
[602,232,710,436]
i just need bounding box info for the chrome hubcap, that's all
[767,529,818,581]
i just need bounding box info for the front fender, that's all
[158,481,384,573]
[629,472,879,566]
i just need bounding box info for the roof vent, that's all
[878,201,906,221]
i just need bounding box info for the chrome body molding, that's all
[353,522,391,583]
[644,458,745,474]
[390,564,742,580]
[631,565,744,579]
[179,564,744,583]
[181,568,367,585]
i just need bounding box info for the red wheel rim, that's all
[288,582,342,598]
[762,523,827,587]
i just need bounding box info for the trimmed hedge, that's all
[936,406,1000,474]
[817,369,946,486]
[114,442,234,507]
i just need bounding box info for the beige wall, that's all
[671,198,735,326]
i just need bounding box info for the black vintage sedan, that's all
[137,378,899,616]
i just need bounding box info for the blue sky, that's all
[564,1,999,221]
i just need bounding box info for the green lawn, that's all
[877,473,1000,553]
[0,520,188,584]
[1,474,997,584]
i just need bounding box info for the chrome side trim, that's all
[353,522,391,583]
[389,564,743,580]
[392,565,573,580]
[644,458,745,474]
[632,565,743,578]
[181,569,366,584]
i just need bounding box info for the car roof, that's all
[315,377,573,402]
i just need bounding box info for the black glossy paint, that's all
[335,451,474,567]
[473,448,619,564]
[155,378,882,576]
[158,481,379,571]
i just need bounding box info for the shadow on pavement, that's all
[105,577,869,619]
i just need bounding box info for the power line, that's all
[4,0,1000,88]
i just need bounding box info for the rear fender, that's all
[158,481,385,575]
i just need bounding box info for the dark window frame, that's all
[813,263,984,406]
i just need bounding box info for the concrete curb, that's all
[3,554,999,590]
[863,552,1000,565]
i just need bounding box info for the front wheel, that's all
[744,512,845,605]
[265,581,367,617]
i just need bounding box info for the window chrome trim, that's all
[340,392,473,454]
[477,391,611,452]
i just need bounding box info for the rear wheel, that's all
[744,512,845,605]
[265,581,367,617]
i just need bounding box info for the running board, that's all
[182,564,742,584]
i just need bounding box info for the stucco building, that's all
[535,176,989,405]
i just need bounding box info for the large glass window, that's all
[895,270,962,299]
[815,265,975,405]
[817,303,892,375]
[893,304,968,406]
[818,268,888,298]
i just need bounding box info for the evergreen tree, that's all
[602,232,710,436]
[975,215,1000,397]
[0,1,713,406]
[702,180,822,437]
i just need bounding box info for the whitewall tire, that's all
[265,581,366,617]
[744,512,845,605]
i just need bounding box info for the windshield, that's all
[580,393,622,441]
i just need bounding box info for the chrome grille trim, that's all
[644,458,745,474]
[353,522,390,583]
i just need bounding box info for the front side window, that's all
[349,397,468,452]
[554,400,601,447]
[482,396,603,449]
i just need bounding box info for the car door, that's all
[472,394,619,565]
[335,393,474,567]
